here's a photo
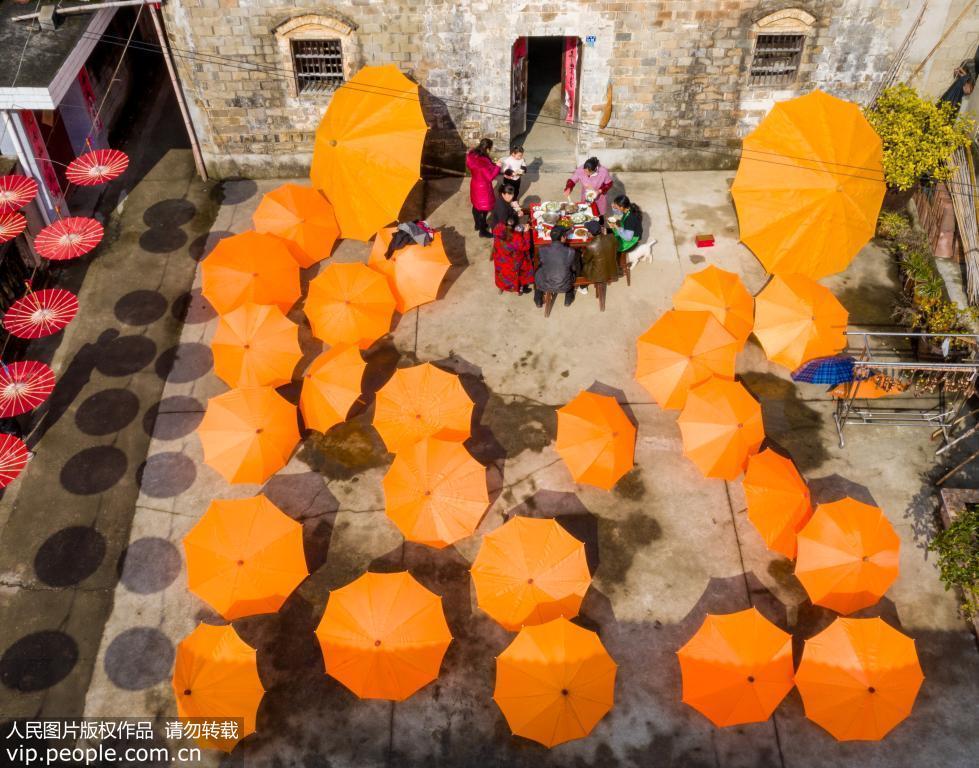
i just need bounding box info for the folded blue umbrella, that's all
[791,355,855,385]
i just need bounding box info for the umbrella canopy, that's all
[211,302,302,388]
[315,570,452,701]
[635,309,738,410]
[753,274,848,370]
[173,623,265,752]
[382,437,488,549]
[795,617,924,741]
[792,355,856,386]
[672,265,754,347]
[299,344,366,434]
[743,448,813,559]
[310,65,428,241]
[677,608,794,727]
[677,378,764,480]
[368,228,451,313]
[0,175,38,214]
[471,517,591,631]
[494,617,616,748]
[555,391,636,490]
[0,360,55,418]
[252,183,340,268]
[196,387,300,484]
[305,262,396,349]
[731,89,886,279]
[65,148,129,186]
[830,377,904,399]
[0,433,29,489]
[200,231,301,315]
[0,212,26,243]
[183,495,308,620]
[372,363,474,452]
[3,288,78,340]
[34,217,103,261]
[795,497,900,614]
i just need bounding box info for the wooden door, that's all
[510,37,528,139]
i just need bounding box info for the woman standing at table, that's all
[466,138,501,239]
[564,156,614,216]
[491,213,533,294]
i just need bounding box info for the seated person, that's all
[534,226,580,308]
[580,220,620,285]
[609,195,643,254]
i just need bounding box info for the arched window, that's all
[749,8,816,87]
[274,14,358,96]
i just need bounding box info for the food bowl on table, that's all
[570,212,590,225]
[573,227,591,239]
[541,212,559,225]
[542,201,562,213]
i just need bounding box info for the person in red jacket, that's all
[466,138,501,238]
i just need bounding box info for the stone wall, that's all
[161,0,924,178]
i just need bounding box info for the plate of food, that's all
[542,201,562,212]
[541,212,559,225]
[570,212,590,224]
[572,227,591,239]
[606,215,620,226]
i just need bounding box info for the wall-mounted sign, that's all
[585,35,597,47]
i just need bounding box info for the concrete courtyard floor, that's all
[2,161,977,766]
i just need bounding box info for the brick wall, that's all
[161,0,917,178]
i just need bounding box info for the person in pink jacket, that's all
[466,138,501,238]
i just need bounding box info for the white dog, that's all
[626,239,656,267]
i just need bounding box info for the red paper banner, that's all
[18,110,62,201]
[563,37,578,125]
[76,67,104,142]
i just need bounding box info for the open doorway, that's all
[510,36,579,163]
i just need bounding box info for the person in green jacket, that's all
[609,195,643,253]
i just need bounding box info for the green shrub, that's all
[877,210,912,240]
[929,505,979,620]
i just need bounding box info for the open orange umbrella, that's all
[731,89,885,280]
[382,437,488,548]
[173,623,265,752]
[471,517,591,631]
[795,498,900,614]
[211,303,302,388]
[197,387,300,484]
[673,266,754,347]
[305,262,396,349]
[310,65,428,241]
[555,391,635,490]
[743,448,813,559]
[372,363,473,453]
[252,183,340,268]
[315,571,452,701]
[677,608,794,727]
[636,310,738,410]
[368,229,451,313]
[299,345,366,434]
[753,274,848,370]
[795,617,924,741]
[183,495,308,620]
[200,231,301,315]
[677,378,764,480]
[494,617,616,747]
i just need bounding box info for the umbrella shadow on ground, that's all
[419,86,467,184]
[585,380,640,430]
[262,471,340,574]
[289,314,324,385]
[435,225,469,303]
[807,473,878,506]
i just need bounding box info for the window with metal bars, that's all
[291,39,344,94]
[749,34,805,86]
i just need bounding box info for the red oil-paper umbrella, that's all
[0,212,26,243]
[4,288,79,339]
[0,360,55,417]
[66,149,129,186]
[0,433,29,489]
[34,216,103,261]
[0,175,38,214]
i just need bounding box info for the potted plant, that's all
[929,504,979,621]
[894,296,977,359]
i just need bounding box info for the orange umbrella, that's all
[555,391,635,490]
[200,231,300,315]
[310,65,428,241]
[494,617,617,747]
[372,363,474,452]
[382,437,488,548]
[635,310,738,410]
[743,448,813,559]
[252,183,340,268]
[211,302,302,388]
[173,623,265,752]
[795,497,900,614]
[299,345,366,433]
[471,517,591,631]
[315,571,452,701]
[197,387,300,484]
[673,265,754,347]
[830,377,905,399]
[731,89,886,279]
[368,229,451,313]
[305,262,396,349]
[183,495,308,620]
[795,617,924,741]
[753,274,848,370]
[677,608,794,727]
[677,378,764,480]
